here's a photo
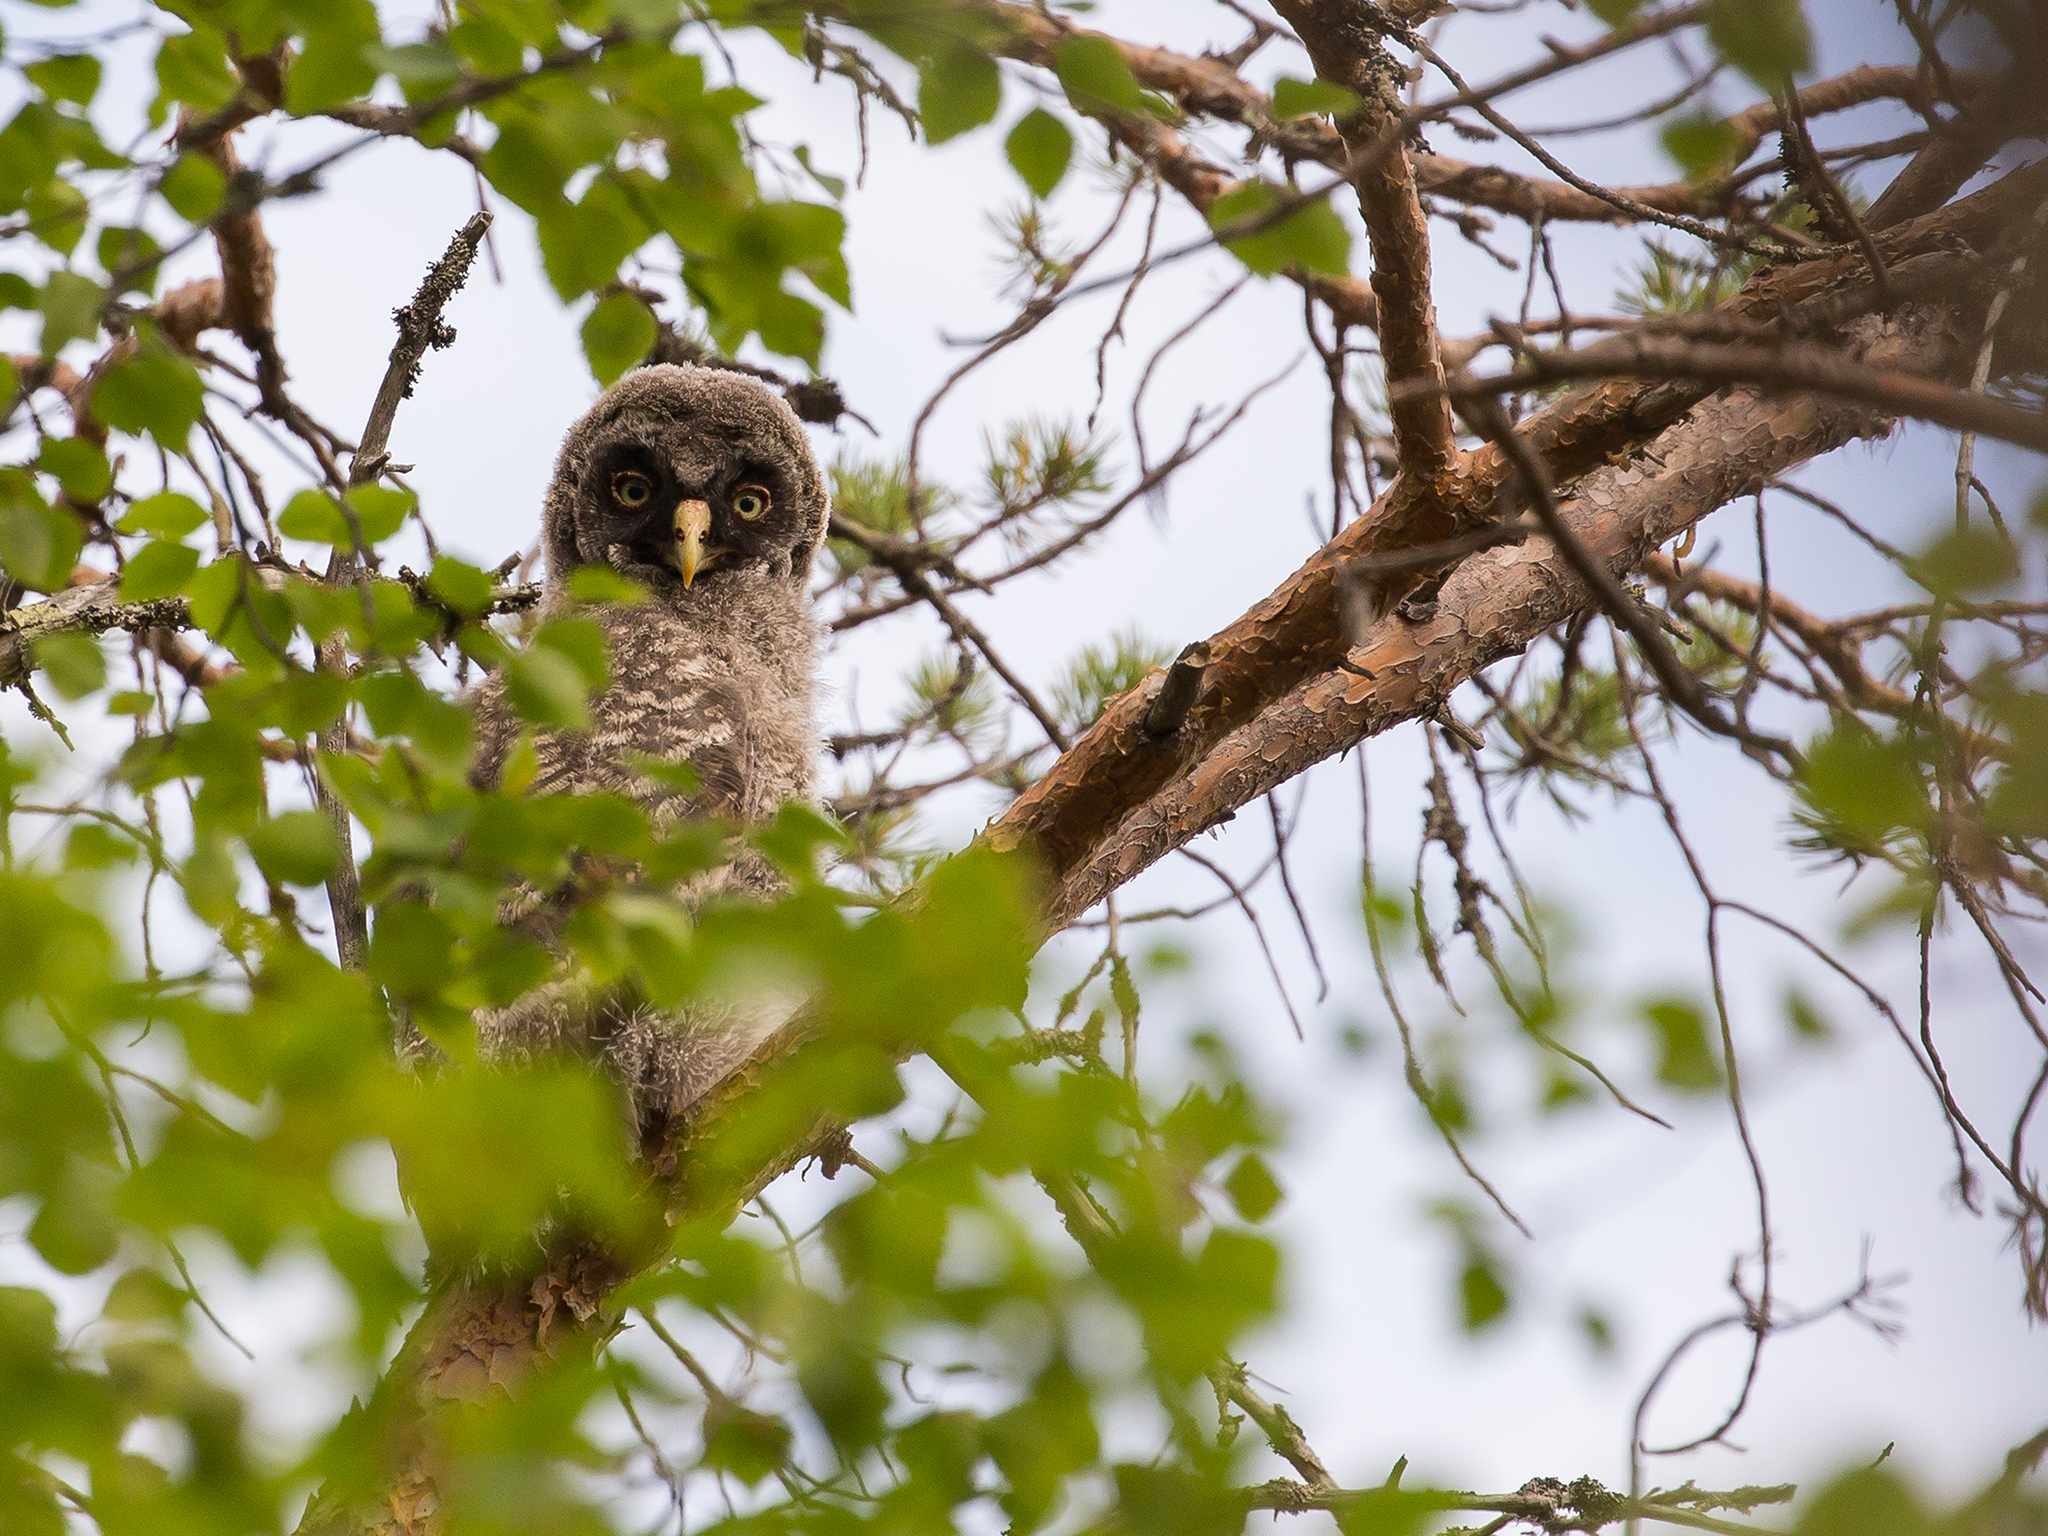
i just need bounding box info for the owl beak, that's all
[674,499,712,586]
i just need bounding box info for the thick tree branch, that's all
[1040,355,1909,927]
[1866,67,2046,230]
[1272,0,1459,488]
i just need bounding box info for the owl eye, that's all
[732,484,772,522]
[611,471,654,509]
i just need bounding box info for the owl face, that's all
[543,365,827,599]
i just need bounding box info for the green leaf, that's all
[1271,76,1359,120]
[1918,524,2018,595]
[1784,985,1833,1043]
[286,21,381,115]
[1114,1464,1243,1536]
[345,483,415,544]
[153,27,241,122]
[26,53,100,107]
[31,630,105,699]
[1639,995,1722,1091]
[277,489,352,544]
[1707,0,1813,85]
[36,437,110,502]
[505,645,595,730]
[278,486,411,547]
[536,180,653,300]
[565,565,647,605]
[535,617,608,690]
[1005,108,1073,198]
[364,40,462,95]
[158,153,227,222]
[424,557,494,617]
[1578,1305,1617,1356]
[98,225,165,294]
[369,902,455,998]
[118,491,208,538]
[580,293,657,386]
[120,539,201,601]
[1208,181,1351,277]
[1459,1252,1512,1331]
[27,1161,119,1275]
[702,1403,794,1485]
[180,831,240,924]
[1661,113,1744,180]
[0,471,82,591]
[1054,34,1143,115]
[1797,718,1927,855]
[920,42,1002,145]
[792,143,845,200]
[180,553,243,633]
[36,272,103,358]
[1796,1468,1930,1536]
[247,811,341,887]
[25,180,88,257]
[1587,0,1645,24]
[1223,1154,1283,1222]
[102,1267,188,1323]
[449,16,524,74]
[90,344,205,448]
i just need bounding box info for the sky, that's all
[1,0,2044,1525]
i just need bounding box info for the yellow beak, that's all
[674,499,711,586]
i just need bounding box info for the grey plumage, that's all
[462,364,827,1135]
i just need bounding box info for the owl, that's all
[458,364,829,1143]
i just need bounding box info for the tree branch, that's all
[0,581,544,696]
[350,212,495,490]
[1036,353,1909,927]
[984,152,2043,898]
[1272,0,1459,487]
[1866,67,2046,230]
[1428,327,2045,455]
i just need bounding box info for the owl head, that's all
[542,365,828,601]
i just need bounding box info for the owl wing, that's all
[467,632,753,824]
[458,613,801,1128]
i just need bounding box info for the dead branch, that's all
[350,212,495,490]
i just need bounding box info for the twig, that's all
[318,211,494,975]
[1953,194,2048,530]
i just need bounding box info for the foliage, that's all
[0,0,2044,1532]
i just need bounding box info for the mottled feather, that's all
[459,364,827,1132]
